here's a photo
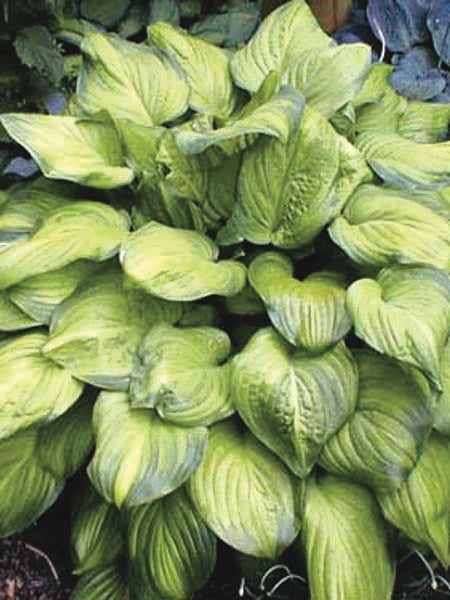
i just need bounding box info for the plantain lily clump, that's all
[0,1,449,598]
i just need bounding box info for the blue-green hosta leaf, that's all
[78,33,189,126]
[230,0,331,93]
[329,184,450,271]
[0,201,130,290]
[120,221,246,301]
[71,563,130,600]
[127,487,216,599]
[377,432,450,566]
[231,328,358,477]
[248,252,351,352]
[347,266,450,387]
[130,323,233,427]
[0,331,84,440]
[43,269,183,390]
[9,261,101,325]
[282,43,371,117]
[302,474,395,600]
[0,114,134,188]
[148,22,237,118]
[88,391,207,508]
[188,419,301,558]
[356,131,450,190]
[71,484,124,575]
[174,85,305,155]
[434,339,450,435]
[319,351,434,492]
[0,393,94,537]
[0,291,40,330]
[230,107,341,248]
[189,3,259,47]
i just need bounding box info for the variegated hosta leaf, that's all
[71,563,130,600]
[0,189,68,250]
[120,221,246,301]
[355,131,450,190]
[0,201,130,290]
[0,114,134,188]
[78,33,189,126]
[231,328,358,477]
[127,487,216,599]
[319,351,434,492]
[188,419,301,558]
[0,290,40,330]
[282,43,371,118]
[377,432,450,566]
[329,184,450,271]
[10,260,101,325]
[230,107,341,248]
[71,484,124,575]
[130,323,233,426]
[148,22,237,118]
[230,0,331,93]
[174,85,305,155]
[0,331,84,440]
[248,252,351,352]
[87,391,208,508]
[346,266,450,388]
[43,269,183,390]
[0,393,94,537]
[434,339,450,435]
[302,474,395,600]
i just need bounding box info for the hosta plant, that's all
[0,1,449,598]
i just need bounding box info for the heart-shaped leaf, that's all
[127,487,216,598]
[130,323,233,426]
[0,114,134,188]
[329,184,450,271]
[0,201,130,290]
[231,328,358,477]
[319,351,434,491]
[188,419,301,558]
[0,331,84,440]
[301,473,395,600]
[120,221,246,301]
[78,33,189,126]
[248,252,351,352]
[44,269,183,390]
[346,266,450,388]
[88,391,207,508]
[377,432,450,566]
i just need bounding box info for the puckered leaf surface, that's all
[248,252,351,352]
[43,269,183,390]
[130,323,233,426]
[189,419,302,558]
[231,328,358,477]
[88,391,207,508]
[329,184,450,271]
[148,22,237,118]
[0,331,84,440]
[230,0,331,93]
[120,221,246,301]
[0,201,130,290]
[127,487,216,599]
[356,131,450,189]
[0,394,94,537]
[377,432,450,566]
[346,266,450,387]
[0,114,134,188]
[78,33,189,126]
[302,474,395,600]
[319,351,434,491]
[71,484,124,575]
